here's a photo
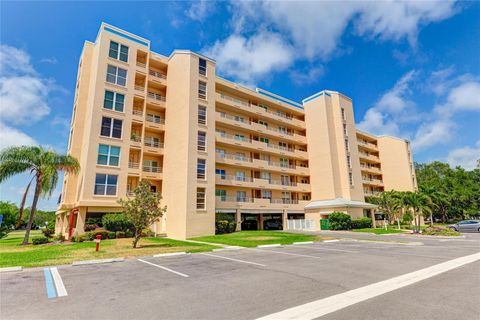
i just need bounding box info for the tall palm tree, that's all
[366,190,402,228]
[402,191,433,233]
[0,146,79,245]
[16,176,34,229]
[419,185,446,226]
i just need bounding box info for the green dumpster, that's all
[320,219,330,230]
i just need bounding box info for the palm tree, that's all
[16,176,34,229]
[419,185,446,226]
[402,191,433,233]
[0,146,79,245]
[366,190,402,228]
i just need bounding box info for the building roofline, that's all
[377,135,411,144]
[168,50,216,64]
[256,88,303,109]
[98,22,150,47]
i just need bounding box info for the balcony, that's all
[360,164,382,174]
[216,112,307,144]
[130,135,142,148]
[143,139,164,155]
[215,153,309,175]
[362,177,384,187]
[147,92,166,106]
[215,196,310,211]
[216,175,311,192]
[135,85,145,93]
[132,109,143,122]
[145,115,165,131]
[149,69,167,80]
[217,93,306,130]
[359,152,380,163]
[357,139,378,151]
[142,165,163,180]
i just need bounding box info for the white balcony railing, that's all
[147,92,166,102]
[128,162,140,169]
[132,109,143,116]
[143,165,162,173]
[146,115,165,124]
[144,139,163,148]
[149,69,167,80]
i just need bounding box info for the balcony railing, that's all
[147,92,166,102]
[128,162,140,169]
[143,165,163,173]
[149,69,167,80]
[130,135,142,143]
[136,61,146,68]
[135,85,145,91]
[132,109,143,116]
[146,115,165,124]
[215,152,304,170]
[216,196,302,205]
[144,139,163,148]
[357,139,378,149]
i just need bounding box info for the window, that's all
[216,129,226,137]
[144,159,160,172]
[235,171,246,181]
[278,126,287,134]
[282,192,291,203]
[234,134,245,141]
[259,104,268,111]
[146,113,162,123]
[349,172,354,186]
[343,124,347,135]
[302,194,310,201]
[235,152,246,161]
[198,105,207,125]
[197,159,206,179]
[234,115,245,123]
[197,131,206,151]
[215,168,226,179]
[196,188,206,209]
[347,155,351,168]
[281,175,290,186]
[215,189,226,201]
[216,148,225,158]
[109,41,129,62]
[97,144,120,166]
[145,136,161,148]
[280,158,289,168]
[103,90,124,112]
[260,137,269,144]
[106,65,127,86]
[278,142,287,150]
[341,107,346,120]
[258,120,268,127]
[345,139,350,152]
[236,191,247,202]
[100,117,122,138]
[199,58,207,76]
[262,190,272,200]
[94,174,118,196]
[261,171,271,182]
[198,81,207,99]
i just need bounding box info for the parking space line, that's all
[137,259,189,278]
[256,252,480,320]
[50,267,68,297]
[43,268,56,299]
[297,245,358,253]
[254,249,324,260]
[200,253,266,267]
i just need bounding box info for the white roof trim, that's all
[305,198,377,210]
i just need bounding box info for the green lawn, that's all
[191,231,326,247]
[0,230,218,268]
[352,228,408,235]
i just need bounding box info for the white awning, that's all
[305,198,377,210]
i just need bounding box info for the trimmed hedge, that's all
[102,213,133,232]
[32,236,49,245]
[350,217,372,229]
[329,212,352,230]
[42,228,55,238]
[85,229,109,240]
[215,220,236,234]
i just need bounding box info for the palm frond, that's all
[0,161,32,183]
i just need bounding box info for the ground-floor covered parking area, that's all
[2,233,479,320]
[216,209,306,231]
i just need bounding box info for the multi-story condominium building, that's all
[55,24,417,239]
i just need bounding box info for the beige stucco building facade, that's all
[55,24,417,239]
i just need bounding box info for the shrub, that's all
[125,230,134,238]
[86,217,102,227]
[32,236,49,245]
[329,212,352,230]
[42,228,55,238]
[215,220,236,234]
[84,224,98,232]
[422,226,460,236]
[89,229,109,240]
[350,217,372,229]
[108,231,116,239]
[72,234,86,243]
[116,231,126,238]
[53,234,65,241]
[102,213,133,232]
[402,212,413,224]
[141,229,155,237]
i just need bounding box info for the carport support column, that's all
[75,207,87,236]
[235,209,241,231]
[282,209,288,230]
[371,209,377,228]
[258,214,264,230]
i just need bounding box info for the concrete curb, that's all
[0,266,23,273]
[212,246,244,252]
[153,252,188,258]
[72,258,125,266]
[292,241,314,245]
[257,244,282,248]
[347,239,423,246]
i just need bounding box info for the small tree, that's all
[118,181,166,248]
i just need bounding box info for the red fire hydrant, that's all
[94,234,102,252]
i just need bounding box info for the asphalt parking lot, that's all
[1,233,479,320]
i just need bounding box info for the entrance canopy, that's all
[305,198,377,210]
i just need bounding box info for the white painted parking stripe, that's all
[323,240,340,243]
[256,252,480,320]
[137,259,189,278]
[50,267,68,297]
[295,246,358,253]
[254,249,324,260]
[200,253,266,267]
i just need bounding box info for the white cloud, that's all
[40,57,58,64]
[447,140,480,170]
[0,76,51,124]
[0,45,35,76]
[412,119,455,150]
[185,0,213,21]
[375,70,417,113]
[446,81,480,111]
[289,66,325,86]
[0,122,37,150]
[204,31,294,85]
[357,108,400,136]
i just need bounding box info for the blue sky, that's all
[1,1,479,210]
